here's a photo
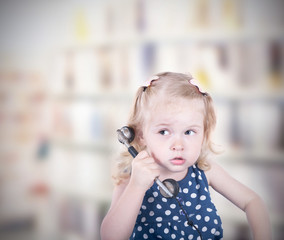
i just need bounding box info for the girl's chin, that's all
[159,166,188,180]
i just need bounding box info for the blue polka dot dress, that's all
[130,164,223,240]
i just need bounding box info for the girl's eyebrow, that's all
[154,123,170,127]
[184,125,203,130]
[153,123,203,129]
[152,122,172,128]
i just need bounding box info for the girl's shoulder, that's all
[203,158,222,186]
[203,157,246,192]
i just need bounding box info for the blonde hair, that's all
[113,72,217,185]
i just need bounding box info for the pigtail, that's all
[112,87,146,185]
[197,93,219,170]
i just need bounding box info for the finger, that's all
[137,150,149,159]
[133,151,148,162]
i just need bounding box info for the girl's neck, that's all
[159,168,189,182]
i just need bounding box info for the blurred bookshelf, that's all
[0,0,284,240]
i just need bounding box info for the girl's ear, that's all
[137,130,146,146]
[139,137,146,146]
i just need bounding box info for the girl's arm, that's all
[100,151,160,240]
[100,179,146,240]
[205,159,272,240]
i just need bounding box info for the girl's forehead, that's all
[149,96,204,113]
[144,97,205,125]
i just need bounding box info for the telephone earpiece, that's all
[117,126,179,198]
[117,126,135,145]
[117,126,138,158]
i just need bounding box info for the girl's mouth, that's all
[170,157,185,165]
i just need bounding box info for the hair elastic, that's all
[189,78,207,96]
[142,75,159,91]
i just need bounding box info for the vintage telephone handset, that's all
[117,126,203,239]
[117,126,179,198]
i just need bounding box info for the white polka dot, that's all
[195,204,201,210]
[188,181,192,186]
[173,216,179,220]
[188,234,194,239]
[162,198,167,202]
[183,188,189,193]
[164,228,169,234]
[200,195,206,201]
[185,201,191,207]
[196,214,201,220]
[205,216,210,222]
[149,211,154,216]
[171,234,176,239]
[165,210,171,215]
[191,173,196,178]
[156,217,163,222]
[153,191,158,197]
[191,193,197,198]
[204,187,208,192]
[181,230,185,235]
[211,228,216,234]
[143,233,148,239]
[192,224,199,230]
[195,184,200,189]
[198,175,202,180]
[215,231,220,236]
[173,225,177,230]
[148,197,154,203]
[149,228,154,233]
[141,217,146,222]
[157,223,162,227]
[202,226,207,232]
[170,204,176,209]
[156,204,162,209]
[137,226,142,231]
[141,205,146,210]
[207,208,213,212]
[214,219,218,224]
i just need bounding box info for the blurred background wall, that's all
[0,0,283,239]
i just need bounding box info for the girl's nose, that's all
[171,138,184,151]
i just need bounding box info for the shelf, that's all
[51,139,112,154]
[212,91,284,104]
[218,149,284,166]
[62,31,284,50]
[52,92,133,103]
[51,90,284,104]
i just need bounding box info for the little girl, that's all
[100,72,272,240]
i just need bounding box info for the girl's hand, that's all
[130,150,160,191]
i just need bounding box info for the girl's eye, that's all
[159,130,170,136]
[185,130,195,136]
